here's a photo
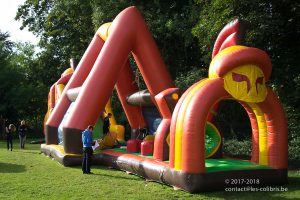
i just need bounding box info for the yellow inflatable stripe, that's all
[104,98,117,125]
[57,84,65,92]
[174,79,210,170]
[103,98,125,141]
[48,144,81,156]
[248,103,268,165]
[259,124,267,130]
[256,116,266,123]
[209,46,247,78]
[110,125,125,141]
[97,22,112,41]
[56,84,65,98]
[259,134,268,164]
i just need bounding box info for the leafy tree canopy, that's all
[12,0,300,142]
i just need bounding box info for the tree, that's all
[0,32,29,123]
[11,42,48,131]
[0,31,15,116]
[91,0,203,78]
[16,0,95,80]
[0,31,48,136]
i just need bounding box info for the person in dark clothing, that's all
[102,113,121,147]
[18,120,28,149]
[82,125,95,174]
[6,124,16,151]
[0,115,5,139]
[103,113,112,136]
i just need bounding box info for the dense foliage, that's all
[0,0,298,158]
[15,0,94,85]
[0,32,44,137]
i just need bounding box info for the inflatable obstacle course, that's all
[42,7,288,193]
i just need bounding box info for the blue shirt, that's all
[82,129,93,147]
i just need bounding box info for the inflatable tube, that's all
[66,87,81,102]
[212,19,249,58]
[169,80,205,168]
[209,46,272,81]
[258,88,288,169]
[45,34,105,145]
[115,61,146,129]
[240,102,259,163]
[153,88,180,161]
[126,89,154,106]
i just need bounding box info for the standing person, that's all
[82,125,94,174]
[6,124,16,151]
[102,113,121,147]
[0,115,4,139]
[103,113,112,136]
[18,120,28,149]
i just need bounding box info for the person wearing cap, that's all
[82,125,95,174]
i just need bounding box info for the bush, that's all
[174,67,207,92]
[223,139,252,159]
[223,138,300,162]
[289,137,300,161]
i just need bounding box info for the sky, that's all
[0,0,39,45]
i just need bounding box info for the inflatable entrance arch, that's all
[170,46,288,173]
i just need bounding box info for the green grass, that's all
[0,140,299,200]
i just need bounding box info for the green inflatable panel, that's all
[205,122,221,158]
[93,117,103,140]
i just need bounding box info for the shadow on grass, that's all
[288,160,300,170]
[286,174,300,191]
[17,151,41,155]
[70,165,144,181]
[90,171,144,181]
[0,162,26,173]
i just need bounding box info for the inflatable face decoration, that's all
[209,45,271,103]
[223,64,267,102]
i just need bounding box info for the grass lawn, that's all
[0,140,299,200]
